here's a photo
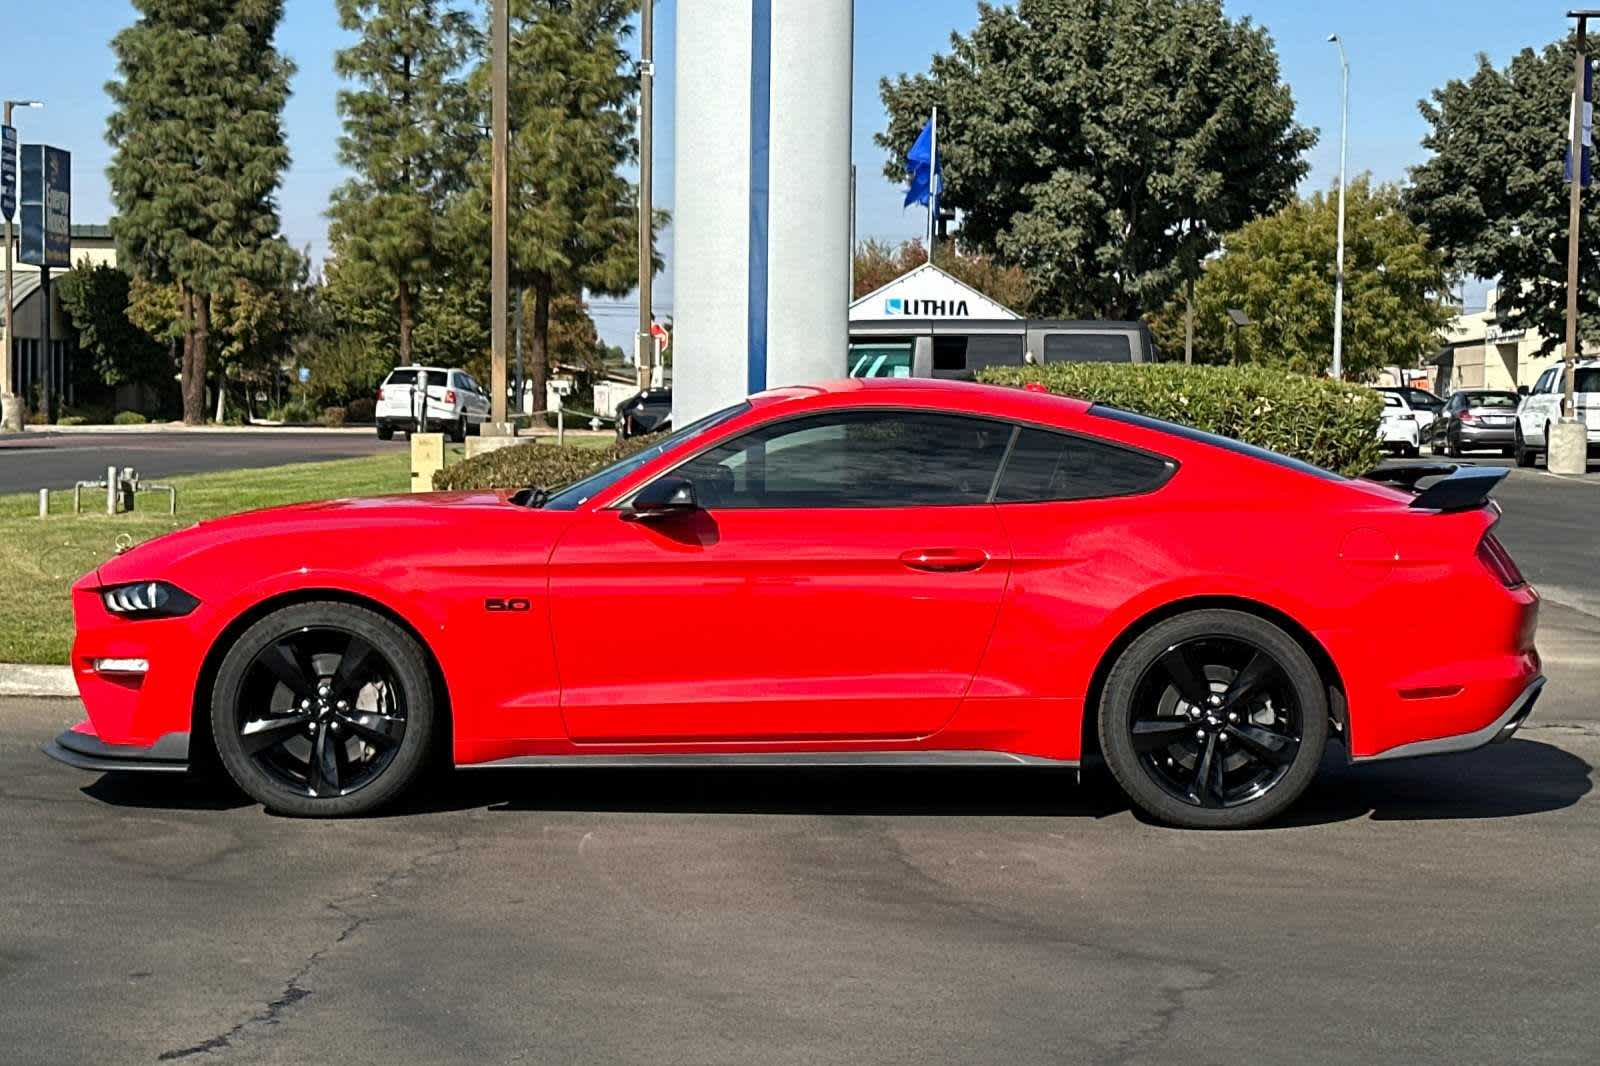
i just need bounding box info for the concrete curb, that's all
[3,423,377,437]
[0,664,76,698]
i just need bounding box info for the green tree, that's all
[329,0,480,366]
[455,0,647,408]
[878,0,1314,320]
[1407,37,1600,353]
[853,238,1037,314]
[56,262,170,390]
[1150,179,1450,377]
[106,0,296,423]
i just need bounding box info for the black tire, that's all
[450,416,468,444]
[1402,443,1420,458]
[1446,431,1462,458]
[1098,609,1328,830]
[376,422,394,441]
[210,601,436,817]
[1544,422,1553,467]
[1514,426,1534,467]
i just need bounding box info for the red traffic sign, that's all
[650,322,669,353]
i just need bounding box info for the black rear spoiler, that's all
[1364,463,1507,512]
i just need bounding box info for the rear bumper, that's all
[43,722,190,774]
[1353,676,1543,762]
[1454,424,1515,444]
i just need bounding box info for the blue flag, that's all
[1567,59,1593,188]
[903,118,942,208]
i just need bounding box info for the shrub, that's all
[266,400,316,424]
[434,435,657,492]
[112,411,149,425]
[345,396,376,424]
[321,406,347,428]
[58,414,89,426]
[978,363,1386,476]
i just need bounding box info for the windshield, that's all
[540,402,751,510]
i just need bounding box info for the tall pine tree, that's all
[456,0,645,407]
[107,0,295,424]
[329,0,479,367]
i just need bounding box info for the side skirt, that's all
[460,750,1079,771]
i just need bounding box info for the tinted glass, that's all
[1462,392,1517,409]
[542,403,750,510]
[994,428,1171,503]
[1089,405,1345,482]
[1403,389,1443,411]
[932,336,967,372]
[965,334,1026,370]
[1043,333,1134,363]
[675,410,1011,508]
[386,369,418,386]
[1382,394,1402,408]
[1578,369,1600,393]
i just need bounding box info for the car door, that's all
[1521,369,1557,442]
[546,407,1015,743]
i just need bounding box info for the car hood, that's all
[93,490,550,586]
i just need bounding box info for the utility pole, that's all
[1554,11,1600,475]
[636,0,655,392]
[490,0,510,428]
[2,100,41,433]
[1328,33,1349,381]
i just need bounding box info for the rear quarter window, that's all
[1089,405,1346,483]
[993,427,1173,502]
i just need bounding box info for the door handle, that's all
[898,547,989,573]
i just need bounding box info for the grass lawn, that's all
[0,435,609,665]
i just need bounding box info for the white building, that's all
[1433,287,1562,393]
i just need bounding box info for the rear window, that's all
[993,427,1173,502]
[385,369,418,386]
[1089,405,1345,483]
[1579,369,1600,393]
[1461,392,1517,409]
[1043,333,1135,363]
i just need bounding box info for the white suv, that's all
[1514,359,1600,467]
[376,367,492,442]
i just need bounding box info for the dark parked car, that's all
[617,389,672,440]
[1428,390,1520,458]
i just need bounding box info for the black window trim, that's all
[615,405,1179,512]
[1089,403,1344,483]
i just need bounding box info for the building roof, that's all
[849,263,1022,321]
[0,272,42,327]
[71,224,113,240]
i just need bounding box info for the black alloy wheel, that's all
[1099,610,1327,829]
[212,602,435,816]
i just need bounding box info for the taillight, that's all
[1459,411,1476,424]
[444,389,457,404]
[377,386,385,400]
[1477,532,1525,588]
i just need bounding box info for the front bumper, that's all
[43,723,190,774]
[1353,676,1544,762]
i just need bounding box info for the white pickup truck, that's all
[375,366,492,442]
[1514,359,1600,467]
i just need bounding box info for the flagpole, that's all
[928,106,938,262]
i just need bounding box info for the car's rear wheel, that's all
[210,602,435,817]
[1514,426,1534,467]
[1098,609,1327,829]
[376,421,394,441]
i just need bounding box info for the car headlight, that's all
[101,581,200,618]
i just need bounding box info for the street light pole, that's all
[636,0,655,393]
[489,0,509,429]
[2,99,42,433]
[1328,34,1349,382]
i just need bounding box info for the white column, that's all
[766,0,853,392]
[672,2,754,425]
[672,0,854,425]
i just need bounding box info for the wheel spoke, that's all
[309,723,342,797]
[1156,645,1212,705]
[258,639,316,700]
[335,710,404,749]
[1188,733,1223,808]
[1131,717,1195,753]
[331,634,376,700]
[239,712,313,755]
[1220,651,1278,712]
[1225,723,1297,765]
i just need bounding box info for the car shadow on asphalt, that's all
[74,736,1591,828]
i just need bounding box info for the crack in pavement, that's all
[155,835,464,1061]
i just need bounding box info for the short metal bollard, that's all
[38,488,48,518]
[73,467,178,515]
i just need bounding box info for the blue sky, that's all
[5,1,1569,347]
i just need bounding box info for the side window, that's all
[1537,369,1558,395]
[1043,332,1135,363]
[674,410,1012,508]
[993,427,1172,503]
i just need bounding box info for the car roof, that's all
[749,377,1093,419]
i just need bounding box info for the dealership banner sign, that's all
[1,126,16,222]
[19,144,70,268]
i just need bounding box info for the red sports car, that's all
[46,379,1542,828]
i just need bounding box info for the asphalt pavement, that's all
[2,461,1598,1065]
[0,429,399,494]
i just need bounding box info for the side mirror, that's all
[1517,386,1530,397]
[624,475,697,521]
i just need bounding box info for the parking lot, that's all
[3,465,1598,1065]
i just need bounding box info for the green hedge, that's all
[978,363,1385,476]
[112,411,149,425]
[433,435,656,492]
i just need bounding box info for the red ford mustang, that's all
[46,379,1542,828]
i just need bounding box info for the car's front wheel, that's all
[1098,609,1328,829]
[210,601,436,817]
